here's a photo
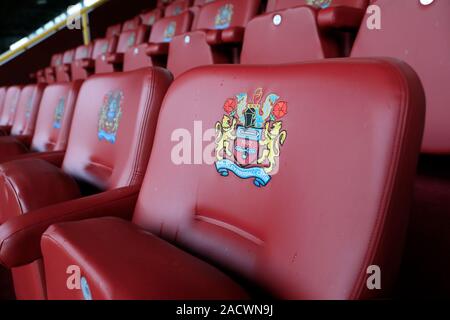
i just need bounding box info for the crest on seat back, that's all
[127,32,136,47]
[307,0,332,9]
[214,88,288,188]
[98,91,123,144]
[163,22,177,42]
[25,97,34,119]
[215,4,234,30]
[53,98,65,129]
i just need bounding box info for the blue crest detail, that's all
[81,277,92,300]
[216,159,271,188]
[53,98,65,129]
[163,22,177,42]
[215,4,234,30]
[98,91,124,144]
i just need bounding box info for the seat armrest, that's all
[221,27,245,44]
[10,135,32,148]
[41,217,249,300]
[0,126,12,136]
[317,6,366,30]
[146,43,169,56]
[206,29,222,45]
[2,151,66,167]
[79,59,95,69]
[0,137,29,160]
[0,186,140,268]
[106,53,124,64]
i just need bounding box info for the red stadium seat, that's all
[123,11,193,72]
[158,0,176,7]
[3,58,422,300]
[105,23,122,39]
[167,0,260,78]
[165,0,192,17]
[122,17,142,32]
[44,54,63,84]
[0,86,21,134]
[140,8,164,27]
[71,44,94,80]
[55,49,75,83]
[0,88,6,116]
[193,0,216,6]
[96,26,147,73]
[351,0,450,298]
[0,81,82,163]
[0,68,172,299]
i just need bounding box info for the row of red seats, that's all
[32,0,370,83]
[0,0,447,299]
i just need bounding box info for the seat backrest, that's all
[10,84,46,137]
[140,8,163,27]
[266,0,369,12]
[122,17,141,32]
[0,86,21,127]
[92,38,117,61]
[74,44,93,61]
[62,68,172,191]
[62,49,75,65]
[116,26,147,54]
[132,60,425,299]
[351,0,450,154]
[50,54,63,67]
[165,0,192,17]
[31,81,83,153]
[241,6,339,64]
[106,23,122,38]
[149,11,193,43]
[195,0,260,31]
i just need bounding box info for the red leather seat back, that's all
[56,49,75,82]
[31,81,83,153]
[158,0,176,7]
[92,38,117,60]
[195,0,260,31]
[10,84,46,137]
[62,68,172,191]
[241,6,339,64]
[165,0,192,17]
[266,0,369,12]
[0,86,21,127]
[105,23,122,38]
[149,11,193,43]
[116,27,147,54]
[122,17,141,32]
[140,8,164,27]
[351,0,450,154]
[71,44,94,80]
[45,54,63,83]
[50,54,63,68]
[132,60,425,299]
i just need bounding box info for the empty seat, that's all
[96,26,147,73]
[0,67,172,299]
[0,81,82,163]
[105,23,122,38]
[55,49,75,83]
[0,86,21,135]
[140,8,164,27]
[241,6,340,64]
[0,59,423,300]
[122,17,142,31]
[0,87,6,116]
[44,54,63,84]
[351,0,450,298]
[123,11,193,72]
[165,0,192,17]
[167,0,260,78]
[71,44,94,80]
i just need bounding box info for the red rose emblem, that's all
[223,98,237,114]
[273,101,288,119]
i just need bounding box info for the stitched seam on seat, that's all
[127,69,156,187]
[349,60,411,299]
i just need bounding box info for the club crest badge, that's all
[215,4,234,30]
[25,98,33,119]
[148,15,156,26]
[127,33,136,47]
[306,0,332,9]
[98,91,123,144]
[172,6,183,16]
[101,43,109,54]
[53,98,65,129]
[163,22,177,42]
[214,88,288,187]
